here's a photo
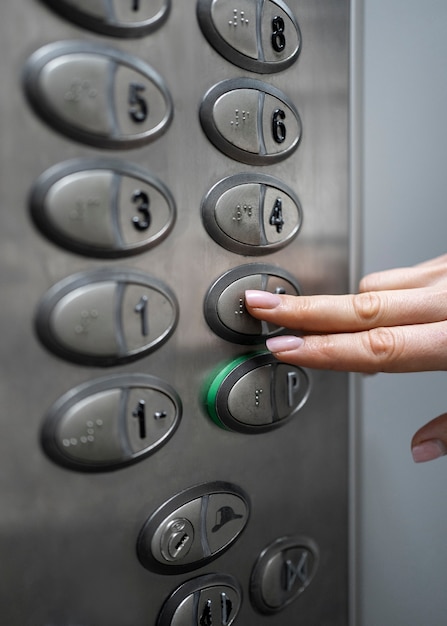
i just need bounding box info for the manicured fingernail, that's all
[245,290,282,309]
[411,439,447,463]
[266,335,304,353]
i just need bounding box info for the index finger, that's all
[244,288,447,333]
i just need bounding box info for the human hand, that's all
[244,254,447,462]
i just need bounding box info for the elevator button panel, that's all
[42,0,171,38]
[201,172,302,255]
[157,574,242,626]
[24,41,173,149]
[199,78,301,164]
[250,536,319,613]
[30,159,176,258]
[205,353,310,433]
[35,268,178,366]
[137,482,249,573]
[197,0,301,74]
[204,264,300,343]
[41,374,181,471]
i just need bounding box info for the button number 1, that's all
[134,295,149,336]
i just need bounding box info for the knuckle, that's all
[363,327,403,366]
[352,291,383,325]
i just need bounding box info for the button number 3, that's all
[131,190,151,231]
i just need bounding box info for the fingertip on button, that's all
[266,335,304,353]
[245,290,282,309]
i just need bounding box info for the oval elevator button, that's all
[157,574,242,626]
[204,264,301,344]
[250,536,319,614]
[35,268,178,366]
[137,482,250,573]
[23,41,173,149]
[197,0,301,74]
[41,374,182,471]
[199,78,301,165]
[201,172,302,255]
[42,0,171,38]
[204,353,310,433]
[30,159,176,257]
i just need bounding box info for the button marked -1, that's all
[41,374,182,471]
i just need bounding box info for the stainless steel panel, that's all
[0,1,351,624]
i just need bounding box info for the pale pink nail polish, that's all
[266,335,304,353]
[245,290,281,309]
[411,439,447,463]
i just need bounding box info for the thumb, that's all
[411,413,447,463]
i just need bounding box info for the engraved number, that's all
[134,295,149,336]
[269,197,284,233]
[271,16,286,52]
[132,0,140,10]
[199,594,233,626]
[129,82,148,123]
[131,190,151,231]
[132,400,146,439]
[272,109,286,143]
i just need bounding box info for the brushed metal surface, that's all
[0,1,350,624]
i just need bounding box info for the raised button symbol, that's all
[211,506,243,533]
